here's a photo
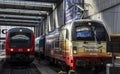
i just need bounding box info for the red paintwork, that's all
[6,33,10,55]
[67,56,111,70]
[5,31,35,61]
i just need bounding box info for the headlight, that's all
[73,50,77,54]
[107,52,111,55]
[27,49,30,52]
[73,46,77,54]
[10,48,13,51]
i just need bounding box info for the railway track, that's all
[0,59,106,74]
[1,63,41,74]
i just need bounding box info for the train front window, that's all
[76,27,92,40]
[10,33,31,48]
[93,26,107,41]
[73,22,108,41]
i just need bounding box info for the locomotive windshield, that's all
[73,22,108,41]
[9,32,32,48]
[76,27,91,38]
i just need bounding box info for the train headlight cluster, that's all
[27,49,30,52]
[107,52,111,56]
[73,46,77,54]
[73,50,77,54]
[10,48,13,51]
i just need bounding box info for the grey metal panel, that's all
[45,18,49,34]
[57,1,64,27]
[102,4,120,34]
[102,8,116,34]
[50,13,54,31]
[91,4,120,34]
[114,5,120,33]
[86,0,120,14]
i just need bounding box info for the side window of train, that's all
[59,29,65,41]
[66,29,69,40]
[59,31,62,41]
[61,29,66,40]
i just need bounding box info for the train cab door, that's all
[59,28,67,57]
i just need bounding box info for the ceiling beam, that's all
[0,14,42,20]
[0,9,47,17]
[0,0,53,12]
[19,0,63,4]
[0,18,39,24]
[0,15,41,21]
[0,22,36,27]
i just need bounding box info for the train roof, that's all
[71,19,104,24]
[7,28,33,33]
[64,19,105,28]
[46,19,108,35]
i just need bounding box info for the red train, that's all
[44,19,112,72]
[6,28,35,63]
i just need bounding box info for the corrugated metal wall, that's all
[85,0,120,34]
